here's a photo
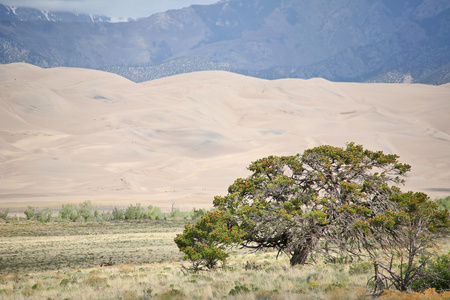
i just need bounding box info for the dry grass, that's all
[0,220,448,299]
[0,254,374,300]
[0,220,185,273]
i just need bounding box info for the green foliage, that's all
[78,201,94,222]
[7,203,206,223]
[22,206,53,222]
[24,206,36,220]
[146,205,162,220]
[57,201,97,222]
[365,192,450,292]
[124,204,146,220]
[112,207,125,220]
[94,209,100,220]
[0,209,9,220]
[192,208,207,220]
[112,205,167,220]
[59,204,79,222]
[411,251,450,292]
[167,207,183,219]
[174,210,243,270]
[229,283,251,296]
[36,207,53,223]
[213,142,412,266]
[60,278,70,287]
[435,196,450,210]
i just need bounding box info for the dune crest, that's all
[1,63,449,210]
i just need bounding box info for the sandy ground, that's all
[1,63,449,212]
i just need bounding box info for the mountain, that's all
[1,63,449,210]
[0,0,449,83]
[0,4,111,22]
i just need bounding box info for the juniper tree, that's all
[174,210,243,271]
[363,192,449,293]
[213,142,412,266]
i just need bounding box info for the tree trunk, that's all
[290,246,310,266]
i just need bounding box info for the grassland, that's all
[0,220,185,274]
[0,219,449,299]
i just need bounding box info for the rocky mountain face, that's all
[1,0,449,84]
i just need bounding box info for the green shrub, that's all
[146,205,162,220]
[124,204,146,220]
[101,211,112,221]
[412,251,450,292]
[174,210,243,271]
[435,196,450,210]
[36,207,53,222]
[0,209,9,220]
[192,208,207,220]
[78,201,94,221]
[60,278,70,287]
[112,207,124,220]
[59,204,79,221]
[229,283,250,296]
[24,206,36,220]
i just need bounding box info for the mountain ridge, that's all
[1,0,449,84]
[0,4,111,22]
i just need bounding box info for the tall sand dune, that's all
[1,63,449,211]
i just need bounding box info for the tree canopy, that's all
[175,142,449,289]
[213,142,411,265]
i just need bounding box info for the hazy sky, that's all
[0,0,219,19]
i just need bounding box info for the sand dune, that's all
[0,63,449,211]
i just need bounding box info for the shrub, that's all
[192,208,207,220]
[411,251,450,292]
[146,205,162,219]
[101,211,112,221]
[124,204,146,220]
[367,192,449,292]
[59,204,79,221]
[0,209,9,220]
[435,196,450,210]
[229,283,251,296]
[24,206,36,220]
[36,207,53,222]
[174,210,243,271]
[167,207,182,219]
[112,207,124,220]
[60,278,70,286]
[78,201,94,221]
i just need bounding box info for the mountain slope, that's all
[0,0,449,84]
[0,4,110,22]
[1,63,449,210]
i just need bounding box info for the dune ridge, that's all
[1,63,449,211]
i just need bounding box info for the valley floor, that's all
[1,220,449,299]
